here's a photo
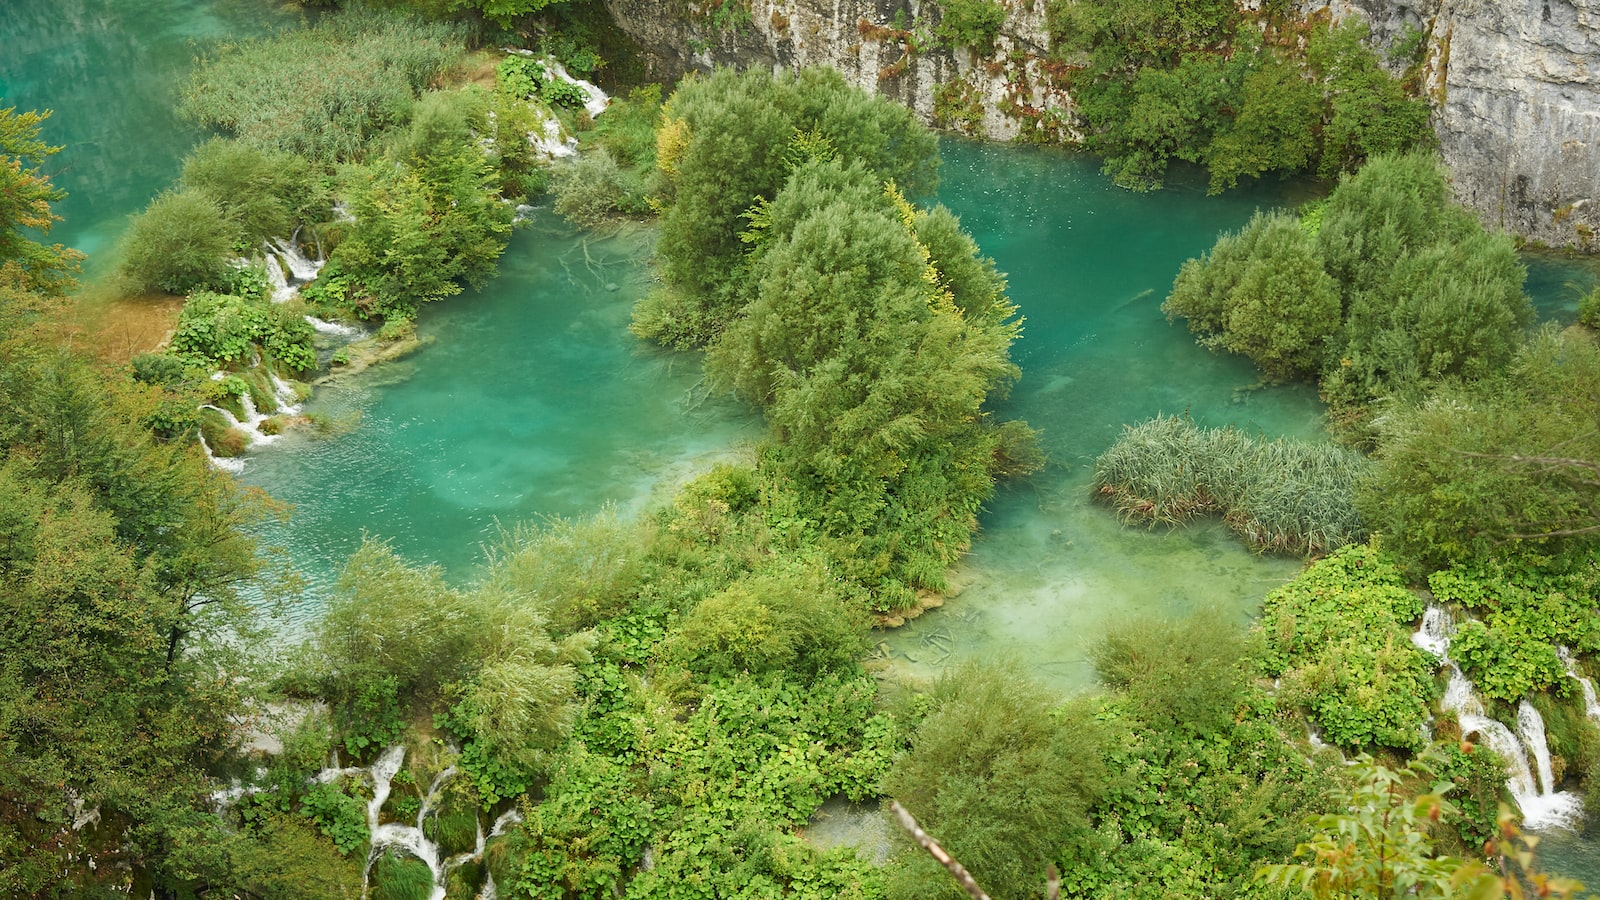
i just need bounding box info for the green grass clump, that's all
[1092,414,1370,555]
[370,850,433,900]
[180,8,465,163]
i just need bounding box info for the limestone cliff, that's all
[605,0,1600,249]
[603,0,1070,140]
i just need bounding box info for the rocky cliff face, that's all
[605,0,1600,249]
[1429,0,1600,249]
[604,0,1070,140]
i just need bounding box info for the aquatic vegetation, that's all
[179,8,466,164]
[1093,414,1370,555]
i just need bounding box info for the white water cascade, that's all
[311,745,520,900]
[503,49,611,159]
[1412,605,1583,828]
[1559,647,1600,722]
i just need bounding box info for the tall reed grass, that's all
[1092,414,1370,555]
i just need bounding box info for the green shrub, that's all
[1093,415,1370,555]
[180,138,326,246]
[936,0,1006,50]
[1426,556,1600,701]
[667,565,867,680]
[1359,328,1600,568]
[119,189,232,294]
[481,506,644,634]
[885,663,1108,900]
[300,781,371,857]
[551,148,649,227]
[1579,287,1600,328]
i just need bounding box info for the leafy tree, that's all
[312,95,513,321]
[1260,750,1583,899]
[1308,20,1435,179]
[936,0,1007,50]
[1360,327,1600,568]
[0,106,83,296]
[642,67,938,347]
[180,137,327,247]
[0,196,267,891]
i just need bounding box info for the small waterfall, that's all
[308,745,513,900]
[198,430,246,473]
[1413,604,1582,828]
[265,255,294,304]
[268,236,325,284]
[545,59,610,119]
[1559,648,1600,722]
[269,373,302,415]
[531,114,576,158]
[305,315,364,338]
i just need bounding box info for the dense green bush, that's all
[1093,415,1370,555]
[643,67,938,346]
[168,289,316,373]
[310,95,513,320]
[1164,210,1341,380]
[667,563,867,680]
[1165,153,1534,437]
[698,159,1025,606]
[297,539,589,779]
[119,188,232,294]
[1072,614,1338,898]
[551,147,650,227]
[180,138,327,247]
[1427,555,1600,702]
[481,507,644,634]
[180,8,465,163]
[1051,1,1432,192]
[1256,543,1436,750]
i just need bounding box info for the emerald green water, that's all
[239,219,763,619]
[0,0,298,271]
[881,145,1323,688]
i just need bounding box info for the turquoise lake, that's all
[6,0,1600,877]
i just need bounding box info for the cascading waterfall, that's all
[268,235,325,285]
[308,745,519,900]
[1412,605,1582,828]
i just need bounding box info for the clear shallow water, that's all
[238,218,763,625]
[881,144,1323,690]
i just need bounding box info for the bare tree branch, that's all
[1047,863,1062,900]
[889,800,993,900]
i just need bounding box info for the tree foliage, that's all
[1359,328,1600,568]
[1165,209,1341,380]
[641,67,938,347]
[1050,3,1433,192]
